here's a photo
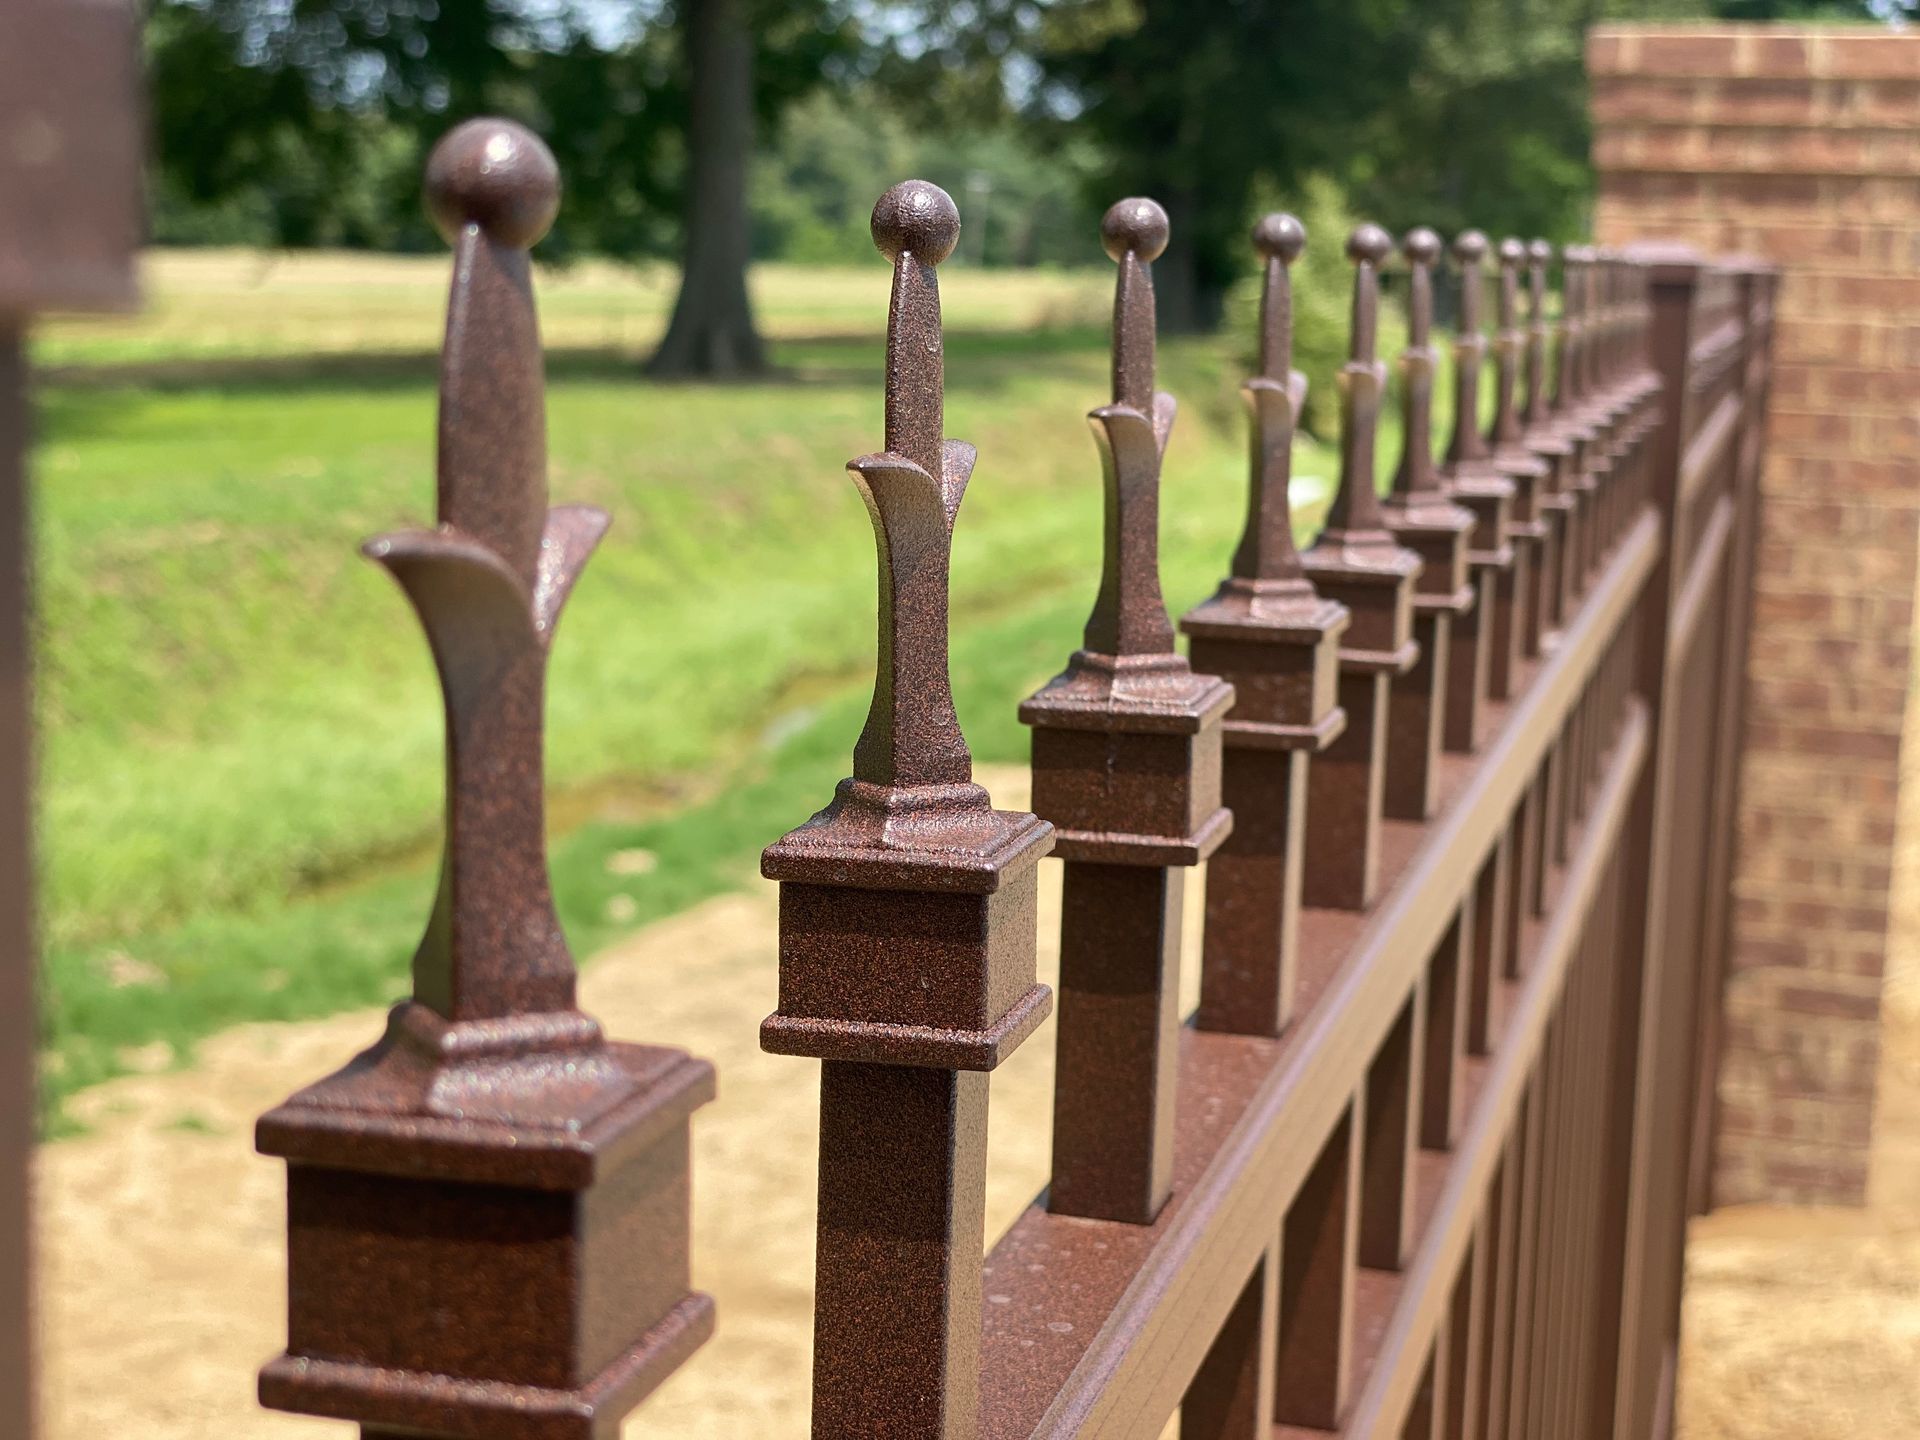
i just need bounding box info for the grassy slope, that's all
[36,253,1374,1118]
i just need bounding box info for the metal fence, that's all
[5,96,1775,1440]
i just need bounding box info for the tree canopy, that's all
[148,0,1910,340]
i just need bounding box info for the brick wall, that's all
[1591,25,1920,1207]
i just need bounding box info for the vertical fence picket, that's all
[1439,231,1518,754]
[762,180,1054,1440]
[1301,226,1424,909]
[257,121,717,1440]
[1276,1095,1364,1429]
[1023,197,1234,1224]
[1381,228,1474,820]
[1185,213,1350,1038]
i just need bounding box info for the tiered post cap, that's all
[1524,239,1554,430]
[762,180,1052,1073]
[1020,197,1232,730]
[1389,227,1444,501]
[1301,224,1422,610]
[763,180,1052,895]
[1183,213,1350,644]
[1443,229,1494,470]
[257,119,715,1440]
[1180,213,1348,745]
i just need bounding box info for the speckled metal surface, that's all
[1380,228,1475,823]
[2,15,140,1432]
[1182,214,1348,1040]
[1019,199,1233,1224]
[256,120,715,1440]
[1433,230,1517,759]
[1299,226,1423,911]
[761,180,1053,1437]
[1487,238,1548,700]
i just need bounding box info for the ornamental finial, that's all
[1321,223,1393,538]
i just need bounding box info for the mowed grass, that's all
[35,250,1363,1122]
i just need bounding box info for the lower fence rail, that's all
[980,510,1659,1440]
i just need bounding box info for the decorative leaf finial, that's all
[1555,244,1590,414]
[1081,196,1178,658]
[1489,237,1527,449]
[1445,229,1491,468]
[1391,226,1443,498]
[365,118,607,1023]
[846,180,977,793]
[1230,212,1310,581]
[1524,239,1553,428]
[1321,223,1394,539]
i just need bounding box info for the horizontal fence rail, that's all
[239,120,1776,1440]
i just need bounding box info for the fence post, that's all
[1182,212,1349,1038]
[761,180,1055,1439]
[1686,262,1777,1217]
[1299,225,1424,910]
[1021,198,1234,1224]
[1587,244,1706,1440]
[0,8,142,1438]
[1441,232,1519,750]
[1487,238,1545,698]
[1380,229,1474,821]
[256,121,715,1440]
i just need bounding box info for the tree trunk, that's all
[648,0,765,377]
[1153,186,1225,335]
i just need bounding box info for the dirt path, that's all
[34,764,1920,1437]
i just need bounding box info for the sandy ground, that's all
[32,763,1920,1438]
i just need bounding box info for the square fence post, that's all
[1183,212,1349,1041]
[761,181,1054,1440]
[1300,227,1424,911]
[1022,198,1234,1226]
[0,7,142,1439]
[1380,229,1476,820]
[257,123,715,1440]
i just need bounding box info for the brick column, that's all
[1591,24,1920,1206]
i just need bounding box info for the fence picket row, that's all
[239,124,1774,1440]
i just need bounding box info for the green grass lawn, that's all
[33,250,1474,1124]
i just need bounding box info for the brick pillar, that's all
[1591,24,1920,1207]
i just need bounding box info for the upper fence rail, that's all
[240,120,1775,1440]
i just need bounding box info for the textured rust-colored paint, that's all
[1184,213,1348,1039]
[1022,198,1232,1224]
[2,10,141,1439]
[257,121,714,1440]
[1488,239,1546,699]
[1275,1096,1362,1428]
[1360,989,1425,1271]
[1438,231,1517,756]
[1300,225,1422,911]
[761,180,1053,1439]
[1381,228,1474,822]
[1183,1240,1280,1440]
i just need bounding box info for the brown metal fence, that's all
[3,90,1775,1440]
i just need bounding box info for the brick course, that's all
[1592,24,1920,1207]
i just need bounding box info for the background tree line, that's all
[149,0,1909,368]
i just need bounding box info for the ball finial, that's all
[1101,197,1170,263]
[1253,213,1306,264]
[871,181,961,265]
[1347,223,1393,266]
[1453,229,1489,266]
[1529,238,1554,265]
[1498,236,1526,267]
[1403,227,1442,267]
[424,118,561,249]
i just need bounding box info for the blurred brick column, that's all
[1591,25,1920,1206]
